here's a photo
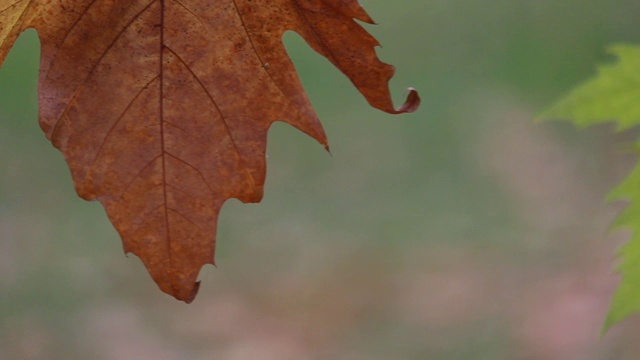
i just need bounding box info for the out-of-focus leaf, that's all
[541,44,640,330]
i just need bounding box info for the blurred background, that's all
[2,0,640,359]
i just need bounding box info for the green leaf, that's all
[541,44,640,331]
[541,44,640,129]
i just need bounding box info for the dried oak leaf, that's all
[0,0,420,302]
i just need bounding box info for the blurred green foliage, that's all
[542,45,640,330]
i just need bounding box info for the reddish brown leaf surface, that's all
[0,0,419,302]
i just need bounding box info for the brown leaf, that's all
[0,0,420,302]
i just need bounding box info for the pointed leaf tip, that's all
[182,281,200,304]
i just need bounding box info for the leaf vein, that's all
[163,45,257,193]
[171,0,210,36]
[167,208,206,233]
[91,74,160,167]
[49,1,157,142]
[164,151,215,196]
[130,204,166,238]
[119,154,162,199]
[0,0,33,42]
[42,0,100,82]
[230,0,289,99]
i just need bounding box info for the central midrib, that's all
[157,0,176,294]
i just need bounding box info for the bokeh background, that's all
[3,1,640,359]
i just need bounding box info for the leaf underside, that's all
[0,0,420,302]
[541,44,640,330]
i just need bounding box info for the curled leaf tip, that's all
[396,87,421,113]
